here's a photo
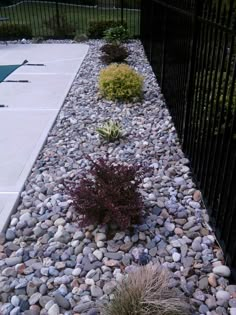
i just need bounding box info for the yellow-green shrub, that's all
[99,64,143,102]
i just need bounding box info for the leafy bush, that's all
[44,14,75,37]
[104,26,129,44]
[97,121,123,142]
[99,64,143,101]
[102,265,191,315]
[87,20,127,39]
[0,23,32,39]
[67,157,144,229]
[100,44,129,64]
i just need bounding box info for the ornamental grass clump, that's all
[99,64,143,102]
[102,265,192,315]
[97,121,123,142]
[67,157,144,229]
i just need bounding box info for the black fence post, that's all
[121,0,124,24]
[183,0,202,147]
[55,0,60,32]
[160,7,167,89]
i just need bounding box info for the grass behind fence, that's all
[0,2,140,38]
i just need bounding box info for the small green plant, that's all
[87,20,127,39]
[104,25,129,44]
[104,26,129,44]
[44,14,75,37]
[100,44,129,64]
[97,121,123,142]
[99,63,143,102]
[0,23,32,40]
[101,265,191,315]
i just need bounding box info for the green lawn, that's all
[0,2,140,37]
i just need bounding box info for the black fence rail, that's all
[0,0,140,39]
[141,0,236,278]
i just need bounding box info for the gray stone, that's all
[183,257,194,268]
[0,303,14,315]
[113,232,125,241]
[39,296,52,308]
[10,307,20,315]
[229,299,236,308]
[213,265,231,277]
[146,241,156,249]
[48,304,60,315]
[87,308,99,315]
[93,249,103,261]
[174,177,185,185]
[199,277,208,290]
[73,302,94,313]
[193,290,205,301]
[91,285,103,298]
[6,229,15,241]
[199,304,209,314]
[206,297,217,310]
[29,292,41,305]
[227,285,236,295]
[216,290,230,301]
[172,252,181,262]
[11,296,20,307]
[149,247,157,257]
[164,222,175,232]
[95,233,106,242]
[5,256,22,267]
[192,237,202,252]
[103,281,117,295]
[2,267,17,277]
[20,212,31,222]
[54,293,70,310]
[104,252,122,260]
[45,300,55,311]
[54,228,71,243]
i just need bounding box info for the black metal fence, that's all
[141,0,236,278]
[0,0,140,38]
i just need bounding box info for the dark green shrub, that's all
[44,14,75,37]
[100,44,129,64]
[104,26,129,44]
[87,20,127,39]
[0,23,32,39]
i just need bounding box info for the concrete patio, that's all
[0,43,88,232]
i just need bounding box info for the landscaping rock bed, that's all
[0,40,235,315]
